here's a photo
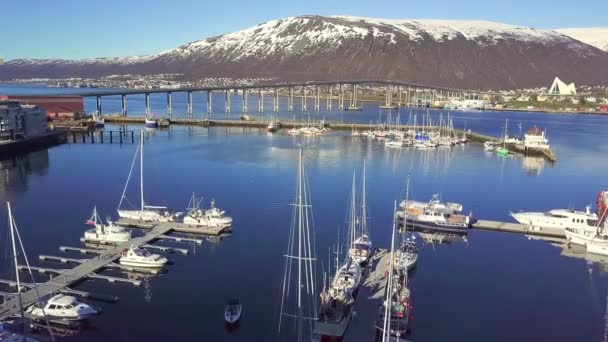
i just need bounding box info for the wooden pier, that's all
[115,218,230,236]
[0,224,172,320]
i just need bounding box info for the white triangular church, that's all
[548,77,576,95]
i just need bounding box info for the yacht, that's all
[26,294,98,321]
[385,140,404,148]
[119,246,168,268]
[287,128,300,135]
[117,131,182,222]
[523,127,550,150]
[511,207,598,235]
[398,194,470,233]
[83,207,131,244]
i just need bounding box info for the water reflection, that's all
[521,155,546,176]
[0,149,49,196]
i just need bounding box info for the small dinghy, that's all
[224,299,242,324]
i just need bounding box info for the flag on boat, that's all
[86,220,96,225]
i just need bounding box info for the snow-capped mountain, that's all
[556,27,608,52]
[2,15,608,89]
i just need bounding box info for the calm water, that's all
[2,84,608,341]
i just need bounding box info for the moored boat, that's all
[267,121,280,132]
[83,206,131,244]
[119,246,168,268]
[26,294,98,321]
[511,207,598,235]
[224,299,242,324]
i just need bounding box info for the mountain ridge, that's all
[2,15,608,89]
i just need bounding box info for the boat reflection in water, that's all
[521,155,547,176]
[415,231,468,245]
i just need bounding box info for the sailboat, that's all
[349,160,373,265]
[117,131,182,222]
[278,148,317,342]
[496,119,509,157]
[394,177,418,275]
[4,202,53,342]
[376,202,412,340]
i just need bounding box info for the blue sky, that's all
[2,0,606,60]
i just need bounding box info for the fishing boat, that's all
[348,161,373,265]
[523,127,550,150]
[119,246,168,268]
[397,194,471,233]
[91,111,104,128]
[145,116,157,128]
[511,207,598,236]
[183,195,232,227]
[117,131,182,222]
[224,299,242,324]
[26,294,98,321]
[83,206,131,244]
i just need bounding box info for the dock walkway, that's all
[115,218,229,236]
[0,225,172,320]
[472,220,564,238]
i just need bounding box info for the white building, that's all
[0,100,48,141]
[548,77,577,95]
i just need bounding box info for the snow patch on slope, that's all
[556,27,608,52]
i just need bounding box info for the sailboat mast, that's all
[361,160,367,237]
[296,147,304,342]
[383,201,398,342]
[349,172,357,250]
[7,202,26,328]
[140,131,144,211]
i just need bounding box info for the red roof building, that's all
[2,95,84,120]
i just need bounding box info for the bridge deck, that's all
[0,225,171,320]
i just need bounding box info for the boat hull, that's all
[119,259,166,268]
[117,209,176,223]
[399,218,468,234]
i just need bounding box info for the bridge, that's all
[60,79,497,118]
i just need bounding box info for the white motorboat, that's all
[119,246,168,268]
[287,128,300,135]
[83,206,131,244]
[267,121,280,132]
[385,140,404,148]
[117,131,182,222]
[511,207,598,236]
[398,194,470,233]
[224,299,242,324]
[183,196,232,227]
[26,294,98,321]
[484,141,497,151]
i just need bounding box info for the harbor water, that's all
[1,84,608,341]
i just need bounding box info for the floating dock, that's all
[0,225,172,320]
[115,218,230,236]
[472,219,564,238]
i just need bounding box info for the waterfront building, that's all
[3,95,84,120]
[0,99,48,141]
